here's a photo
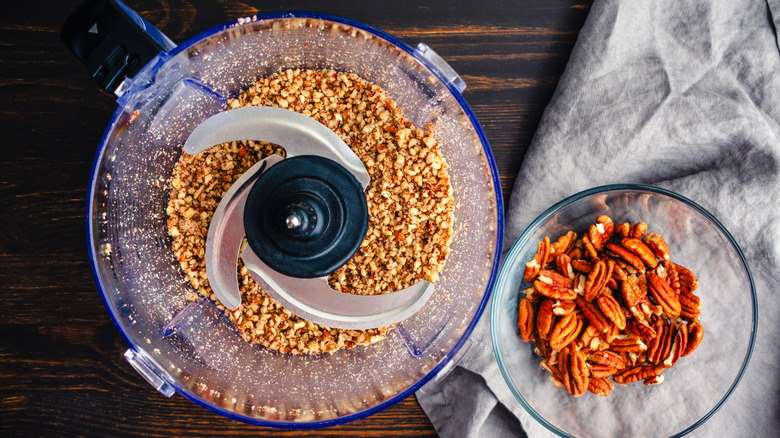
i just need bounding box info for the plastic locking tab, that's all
[61,0,175,93]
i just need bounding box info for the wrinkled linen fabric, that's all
[417,0,780,436]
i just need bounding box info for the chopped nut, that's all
[166,69,453,355]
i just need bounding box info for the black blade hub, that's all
[243,155,369,278]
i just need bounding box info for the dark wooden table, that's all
[0,0,590,435]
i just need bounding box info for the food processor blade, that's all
[184,107,436,329]
[183,106,369,189]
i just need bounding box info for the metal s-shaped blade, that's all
[241,246,435,330]
[188,106,435,329]
[203,155,284,310]
[204,158,435,328]
[183,106,369,189]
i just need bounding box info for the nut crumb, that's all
[166,69,454,355]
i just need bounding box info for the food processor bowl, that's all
[79,4,503,428]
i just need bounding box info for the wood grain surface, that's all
[0,0,591,436]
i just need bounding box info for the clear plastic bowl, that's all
[87,12,503,428]
[491,184,756,438]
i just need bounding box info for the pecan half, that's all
[536,298,555,340]
[562,345,589,397]
[671,322,688,367]
[626,318,657,341]
[524,236,550,282]
[597,293,626,330]
[551,299,576,316]
[588,363,617,378]
[571,259,593,273]
[615,222,631,239]
[581,234,599,260]
[550,312,582,350]
[579,325,603,351]
[679,292,701,321]
[584,259,608,301]
[648,320,673,365]
[518,297,535,342]
[534,270,577,300]
[609,258,627,281]
[589,350,626,369]
[607,243,646,275]
[588,215,614,251]
[647,273,681,318]
[576,296,610,333]
[642,232,670,261]
[550,231,577,258]
[609,334,647,353]
[535,336,551,359]
[682,322,704,357]
[621,237,658,269]
[604,320,620,343]
[621,277,646,309]
[588,376,614,396]
[631,222,648,239]
[555,254,574,279]
[674,263,699,294]
[613,364,664,385]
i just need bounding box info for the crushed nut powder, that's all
[166,68,454,354]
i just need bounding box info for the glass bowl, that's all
[490,184,756,438]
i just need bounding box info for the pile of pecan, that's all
[517,215,704,397]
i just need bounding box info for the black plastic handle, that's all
[61,0,172,93]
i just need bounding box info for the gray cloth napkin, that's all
[417,0,780,436]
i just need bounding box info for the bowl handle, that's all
[61,0,176,94]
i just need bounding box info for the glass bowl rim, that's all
[489,183,757,438]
